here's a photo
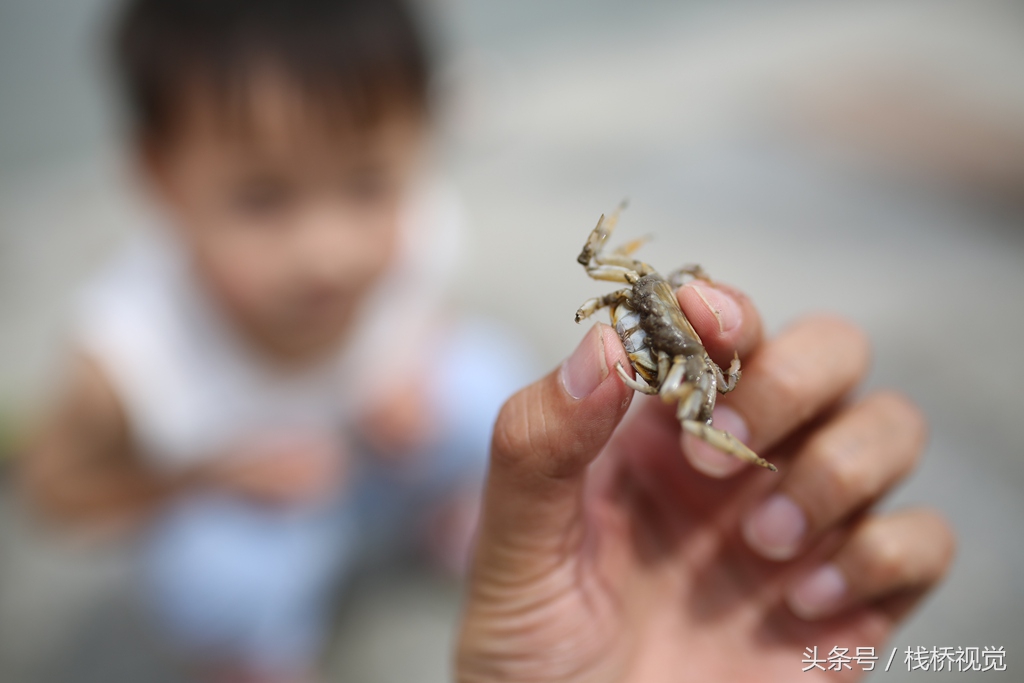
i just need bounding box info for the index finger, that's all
[677,280,764,367]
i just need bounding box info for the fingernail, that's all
[688,283,742,334]
[560,325,608,400]
[743,493,807,560]
[787,564,847,620]
[683,405,748,478]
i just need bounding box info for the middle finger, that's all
[682,315,871,477]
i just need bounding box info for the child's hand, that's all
[204,431,345,506]
[358,378,438,462]
[457,282,953,682]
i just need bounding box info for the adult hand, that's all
[457,281,954,682]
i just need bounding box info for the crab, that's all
[574,203,777,472]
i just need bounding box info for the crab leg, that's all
[656,352,671,386]
[614,362,659,395]
[575,289,631,323]
[712,352,742,394]
[667,263,713,289]
[682,421,777,471]
[595,253,650,270]
[675,387,703,422]
[659,358,687,399]
[584,265,641,284]
[579,202,656,281]
[578,203,626,267]
[612,236,650,258]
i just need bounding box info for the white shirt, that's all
[74,182,462,472]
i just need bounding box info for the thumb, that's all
[475,323,633,573]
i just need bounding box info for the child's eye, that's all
[231,179,294,217]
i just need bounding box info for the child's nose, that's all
[292,209,368,284]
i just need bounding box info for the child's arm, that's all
[20,354,191,531]
[21,353,345,530]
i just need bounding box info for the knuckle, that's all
[810,315,873,387]
[748,345,807,424]
[861,524,908,585]
[757,316,871,424]
[767,357,807,410]
[873,390,929,447]
[938,527,957,577]
[916,509,958,578]
[491,392,539,467]
[821,315,872,365]
[813,436,874,505]
[862,391,928,473]
[491,386,567,477]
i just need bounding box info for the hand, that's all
[358,377,438,461]
[203,431,344,506]
[456,281,954,682]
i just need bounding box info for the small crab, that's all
[574,203,777,472]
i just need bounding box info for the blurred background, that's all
[1,0,1022,681]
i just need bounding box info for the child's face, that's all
[143,77,426,361]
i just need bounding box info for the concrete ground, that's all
[1,1,1023,681]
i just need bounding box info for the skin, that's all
[457,281,954,682]
[21,74,431,531]
[144,75,427,363]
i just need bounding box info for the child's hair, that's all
[111,0,432,140]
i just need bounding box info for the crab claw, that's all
[682,420,777,472]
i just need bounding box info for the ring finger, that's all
[784,508,955,621]
[742,390,927,561]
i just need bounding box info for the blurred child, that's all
[21,1,527,681]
